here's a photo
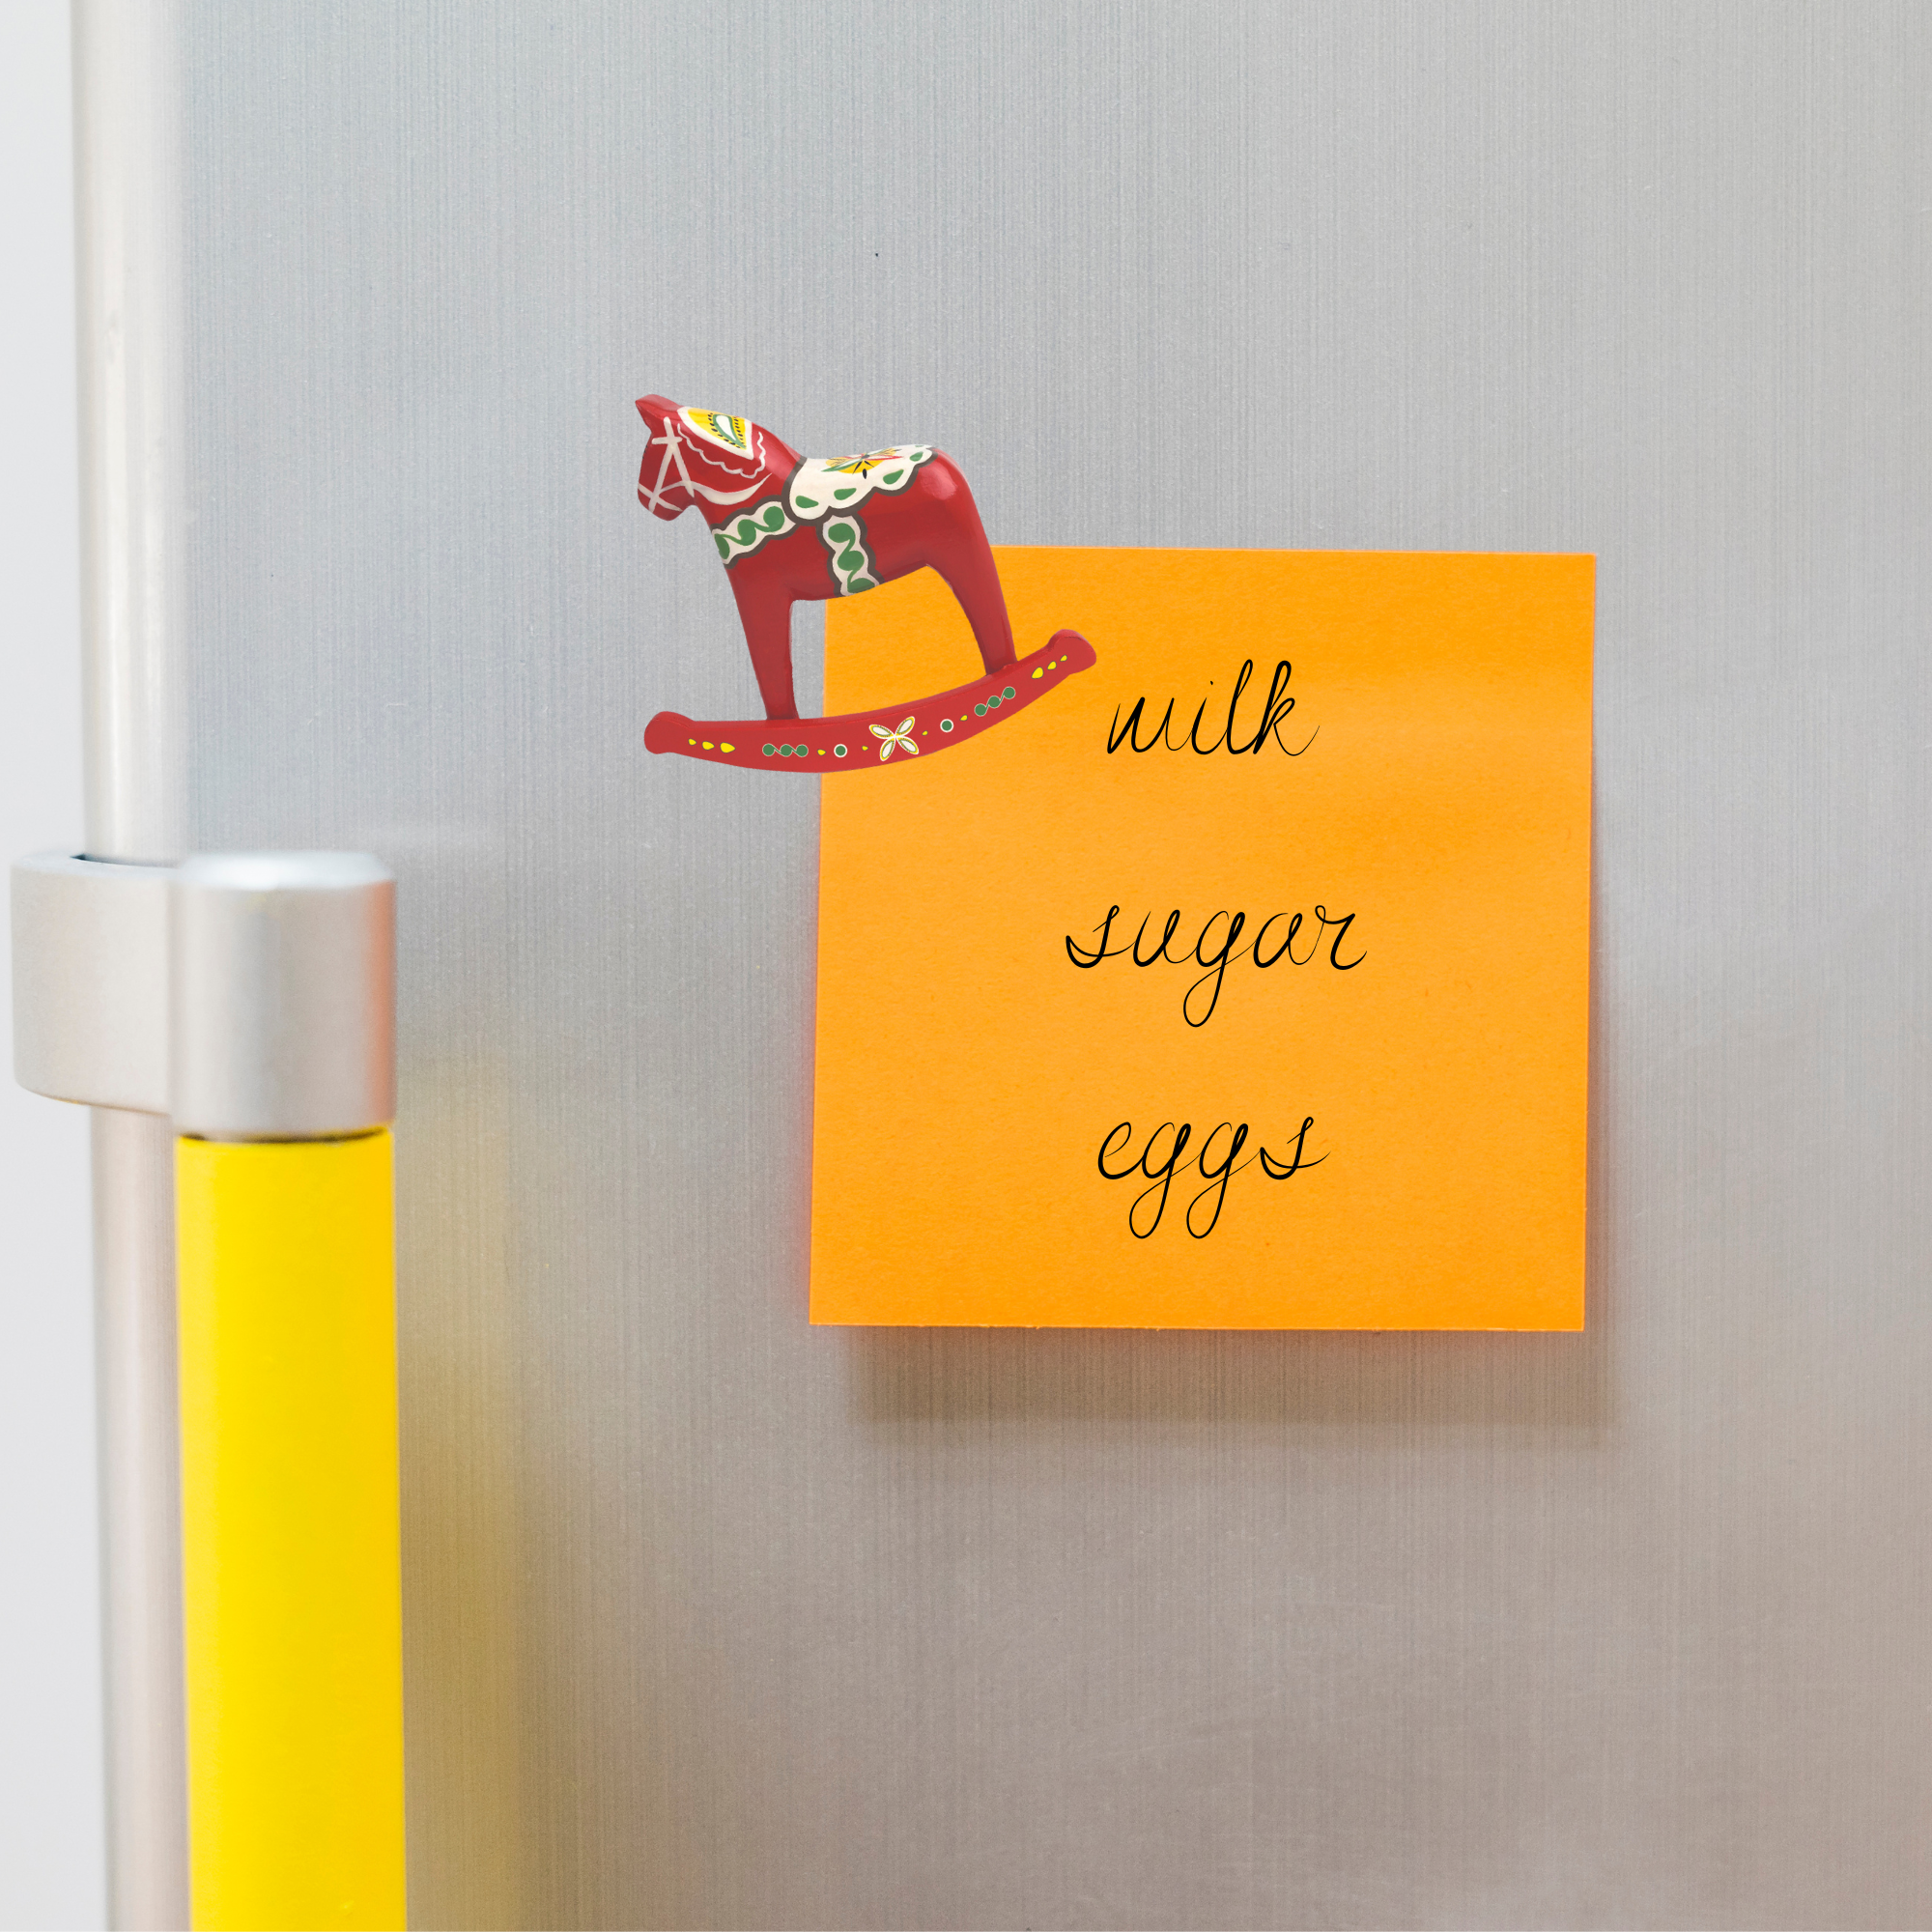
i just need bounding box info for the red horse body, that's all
[635,396,1095,772]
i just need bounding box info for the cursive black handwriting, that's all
[1097,1117,1324,1236]
[1107,660,1315,756]
[1066,903,1365,1026]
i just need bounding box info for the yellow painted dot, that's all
[1032,667,1043,678]
[721,743,734,753]
[817,749,826,755]
[702,740,714,749]
[687,737,696,745]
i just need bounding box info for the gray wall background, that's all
[0,3,105,1926]
[95,1,1932,1925]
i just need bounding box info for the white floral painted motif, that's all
[869,717,919,761]
[786,446,936,523]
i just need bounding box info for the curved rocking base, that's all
[645,631,1096,771]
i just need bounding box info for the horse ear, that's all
[637,393,678,423]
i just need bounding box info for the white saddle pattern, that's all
[786,446,936,523]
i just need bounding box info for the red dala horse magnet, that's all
[634,396,1095,769]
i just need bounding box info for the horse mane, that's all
[679,416,766,485]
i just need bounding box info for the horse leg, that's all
[729,575,800,720]
[927,522,1018,674]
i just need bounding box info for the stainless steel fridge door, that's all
[84,3,1932,1924]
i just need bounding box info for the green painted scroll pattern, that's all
[820,515,879,595]
[714,499,795,564]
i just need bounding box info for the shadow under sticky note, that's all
[811,548,1593,1329]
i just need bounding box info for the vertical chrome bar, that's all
[88,1112,186,1931]
[72,0,190,1922]
[74,0,186,867]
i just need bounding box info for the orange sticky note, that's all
[812,548,1593,1328]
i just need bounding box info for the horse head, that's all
[636,394,694,520]
[637,395,779,524]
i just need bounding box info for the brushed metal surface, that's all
[162,3,1932,1924]
[73,1,193,1922]
[13,855,170,1115]
[170,852,395,1139]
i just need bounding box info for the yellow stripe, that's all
[177,1130,407,1929]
